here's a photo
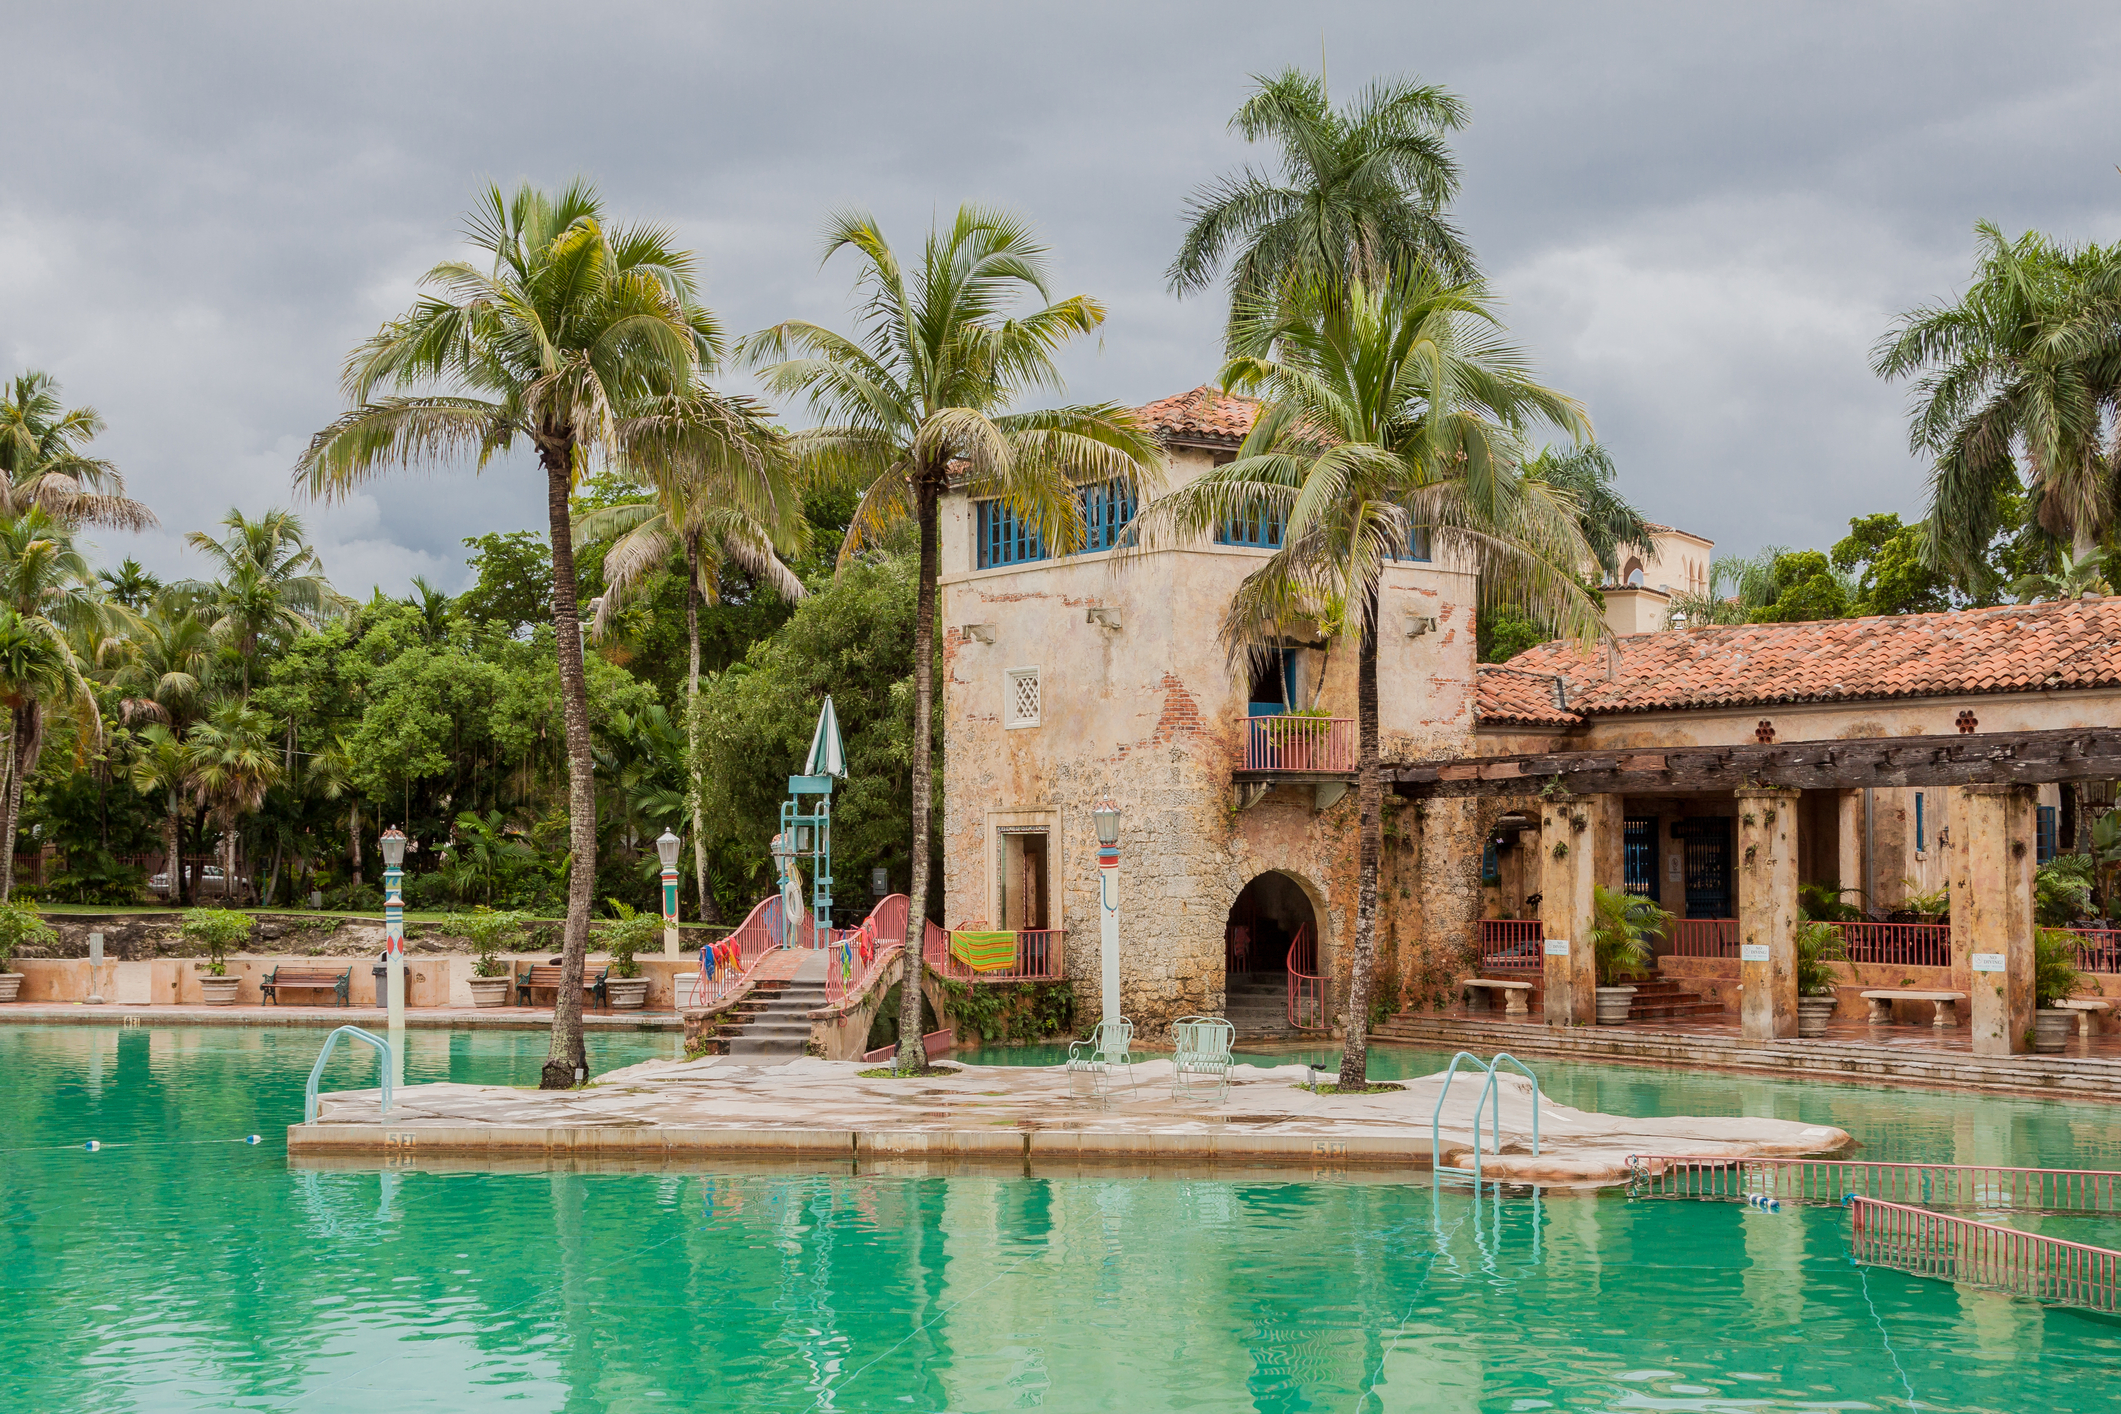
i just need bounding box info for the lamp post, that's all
[380,827,406,1033]
[656,829,682,957]
[1091,798,1122,1033]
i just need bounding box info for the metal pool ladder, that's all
[1431,1051,1541,1186]
[304,1025,393,1123]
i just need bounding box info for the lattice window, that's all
[1006,667,1041,728]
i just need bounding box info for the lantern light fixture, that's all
[1091,799,1121,847]
[656,829,681,870]
[379,827,407,868]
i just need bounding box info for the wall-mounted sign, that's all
[1544,939,1571,956]
[1739,943,1771,962]
[1970,953,2007,973]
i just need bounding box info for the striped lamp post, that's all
[1091,798,1122,1033]
[380,827,406,1032]
[657,830,681,957]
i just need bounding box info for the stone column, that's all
[1836,790,1865,905]
[1953,784,2036,1057]
[1538,798,1601,1025]
[1736,787,1800,1042]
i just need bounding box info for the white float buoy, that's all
[245,1135,262,1145]
[84,1140,100,1152]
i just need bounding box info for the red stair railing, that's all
[1287,924,1328,1031]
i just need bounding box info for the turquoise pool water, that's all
[3,1025,2116,1411]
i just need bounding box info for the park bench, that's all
[1461,978,1534,1017]
[260,964,351,1008]
[2056,997,2112,1038]
[515,962,610,1012]
[1859,989,1965,1027]
[1170,1015,1235,1104]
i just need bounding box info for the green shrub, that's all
[2034,928,2089,1009]
[1798,881,1863,922]
[0,901,56,972]
[937,979,1074,1044]
[1794,920,1848,997]
[452,908,532,979]
[596,899,664,980]
[2035,855,2096,926]
[181,908,254,976]
[1590,885,1671,987]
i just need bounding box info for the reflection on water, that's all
[3,1025,2118,1412]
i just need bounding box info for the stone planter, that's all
[1796,995,1837,1038]
[197,974,241,1006]
[1594,985,1635,1025]
[2033,1007,2075,1054]
[467,975,512,1008]
[0,972,21,1003]
[606,975,651,1010]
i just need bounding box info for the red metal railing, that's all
[2066,928,2121,975]
[1832,921,1952,968]
[921,922,1066,983]
[1629,1155,2121,1215]
[686,893,793,1007]
[1243,715,1356,772]
[1288,923,1329,1030]
[1848,1196,2120,1314]
[823,894,910,1009]
[1477,919,1543,972]
[1667,918,1739,958]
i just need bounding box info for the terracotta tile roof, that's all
[1476,597,2121,724]
[1136,386,1260,446]
[1475,666,1581,726]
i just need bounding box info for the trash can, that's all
[371,957,389,1010]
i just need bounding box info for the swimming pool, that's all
[4,1024,2116,1411]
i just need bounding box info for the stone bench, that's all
[2056,997,2112,1038]
[1462,978,1534,1018]
[1860,989,1966,1028]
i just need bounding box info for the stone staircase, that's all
[1622,975,1725,1022]
[1224,973,1304,1042]
[724,952,829,1057]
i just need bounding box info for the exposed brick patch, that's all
[1150,672,1204,745]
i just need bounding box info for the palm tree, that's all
[98,558,163,610]
[575,446,805,923]
[1168,67,1476,335]
[0,509,104,899]
[296,180,753,1089]
[184,701,282,899]
[404,576,454,641]
[1130,268,1600,1089]
[0,371,158,531]
[181,509,343,691]
[0,610,78,897]
[111,606,215,729]
[304,733,363,889]
[127,724,190,904]
[1873,223,2121,584]
[746,205,1162,1071]
[1521,443,1654,584]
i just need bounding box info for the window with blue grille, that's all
[976,480,1139,568]
[1624,817,1655,896]
[1481,839,1499,884]
[2037,805,2059,864]
[1216,505,1285,548]
[1914,792,1926,852]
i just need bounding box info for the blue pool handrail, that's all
[1431,1050,1542,1186]
[304,1026,393,1124]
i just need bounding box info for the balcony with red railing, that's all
[1477,919,1543,972]
[2067,929,2121,975]
[922,922,1066,984]
[1240,715,1356,774]
[1668,919,1740,959]
[1832,921,1953,968]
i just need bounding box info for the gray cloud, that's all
[4,1,2117,592]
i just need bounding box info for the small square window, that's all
[1006,667,1041,728]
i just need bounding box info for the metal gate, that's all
[1674,817,1732,919]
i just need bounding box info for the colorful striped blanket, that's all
[949,930,1018,972]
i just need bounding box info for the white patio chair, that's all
[1067,1018,1137,1101]
[1170,1015,1235,1104]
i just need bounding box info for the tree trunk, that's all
[164,788,181,905]
[2074,523,2099,567]
[540,438,599,1090]
[896,471,941,1071]
[1336,579,1383,1092]
[349,798,363,888]
[0,703,42,904]
[0,716,17,904]
[683,536,718,925]
[263,836,283,906]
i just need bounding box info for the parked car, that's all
[148,864,252,901]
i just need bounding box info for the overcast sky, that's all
[5,2,2118,596]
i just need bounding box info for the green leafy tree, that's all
[0,511,103,899]
[458,531,553,636]
[1521,443,1652,584]
[1132,267,1599,1089]
[297,181,756,1088]
[1747,550,1853,623]
[179,509,344,692]
[1873,223,2121,586]
[1168,66,1476,335]
[183,700,283,896]
[746,205,1160,1071]
[1830,513,1957,616]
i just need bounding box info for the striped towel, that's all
[949,930,1018,972]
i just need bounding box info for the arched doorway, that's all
[1224,871,1323,1035]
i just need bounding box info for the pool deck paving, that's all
[1376,1009,2121,1099]
[287,1054,1853,1186]
[0,1001,684,1030]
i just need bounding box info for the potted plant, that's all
[1591,885,1670,1024]
[2032,927,2088,1053]
[454,909,529,1007]
[598,900,663,1010]
[0,900,55,1001]
[1794,920,1848,1037]
[183,907,254,1004]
